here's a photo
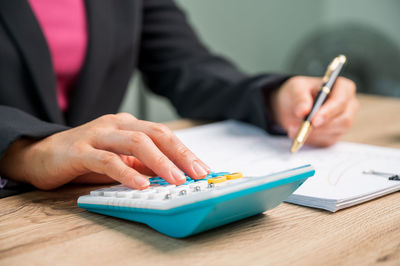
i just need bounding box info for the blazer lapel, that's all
[0,0,64,124]
[65,0,114,126]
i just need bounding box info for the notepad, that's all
[174,120,400,212]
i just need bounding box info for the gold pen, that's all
[290,55,347,153]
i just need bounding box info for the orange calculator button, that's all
[207,176,227,184]
[225,172,243,180]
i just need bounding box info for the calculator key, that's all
[158,181,171,186]
[175,184,190,196]
[103,187,128,197]
[103,191,118,197]
[190,180,208,191]
[208,176,227,184]
[90,190,104,196]
[164,193,174,200]
[156,185,176,193]
[91,187,119,196]
[116,190,138,198]
[178,190,188,196]
[210,172,230,177]
[176,184,190,190]
[135,190,154,199]
[225,172,243,180]
[154,186,168,193]
[148,192,168,200]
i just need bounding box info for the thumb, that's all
[293,93,313,118]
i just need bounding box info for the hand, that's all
[271,76,359,147]
[0,113,210,190]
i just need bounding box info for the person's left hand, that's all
[270,76,359,147]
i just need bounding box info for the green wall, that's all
[120,0,400,122]
[176,0,323,74]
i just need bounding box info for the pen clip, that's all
[322,55,346,84]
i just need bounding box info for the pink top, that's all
[29,0,88,111]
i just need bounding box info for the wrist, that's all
[0,138,37,184]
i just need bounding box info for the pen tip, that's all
[290,141,302,154]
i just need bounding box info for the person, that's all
[0,0,358,193]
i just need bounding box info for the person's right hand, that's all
[0,113,210,190]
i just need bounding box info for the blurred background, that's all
[120,0,400,122]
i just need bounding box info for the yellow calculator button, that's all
[208,176,227,184]
[225,172,243,180]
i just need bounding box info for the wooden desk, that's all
[1,94,400,265]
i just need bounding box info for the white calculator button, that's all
[167,186,178,193]
[148,192,168,200]
[135,190,153,199]
[116,190,138,198]
[90,190,104,196]
[154,186,169,193]
[103,191,117,197]
[156,185,176,193]
[146,192,157,199]
[190,180,208,191]
[103,186,129,197]
[164,193,175,200]
[90,187,112,196]
[176,184,190,190]
[208,179,231,187]
[175,185,190,196]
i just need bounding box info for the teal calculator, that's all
[78,164,314,238]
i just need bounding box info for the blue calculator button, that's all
[213,172,230,176]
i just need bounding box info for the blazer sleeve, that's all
[138,0,291,132]
[0,106,68,157]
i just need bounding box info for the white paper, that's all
[174,120,400,211]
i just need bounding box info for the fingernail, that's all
[313,116,324,127]
[200,161,211,173]
[192,161,208,177]
[171,167,186,182]
[136,177,150,188]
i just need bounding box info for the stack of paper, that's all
[174,120,400,212]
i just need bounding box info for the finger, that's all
[111,115,210,179]
[289,77,321,118]
[306,99,358,146]
[286,106,346,140]
[121,120,210,179]
[290,96,358,146]
[120,155,156,176]
[313,78,356,128]
[92,130,186,184]
[72,173,117,184]
[312,98,359,135]
[83,149,150,189]
[292,89,314,118]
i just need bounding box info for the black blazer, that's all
[0,0,288,158]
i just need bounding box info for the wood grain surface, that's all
[1,94,400,266]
